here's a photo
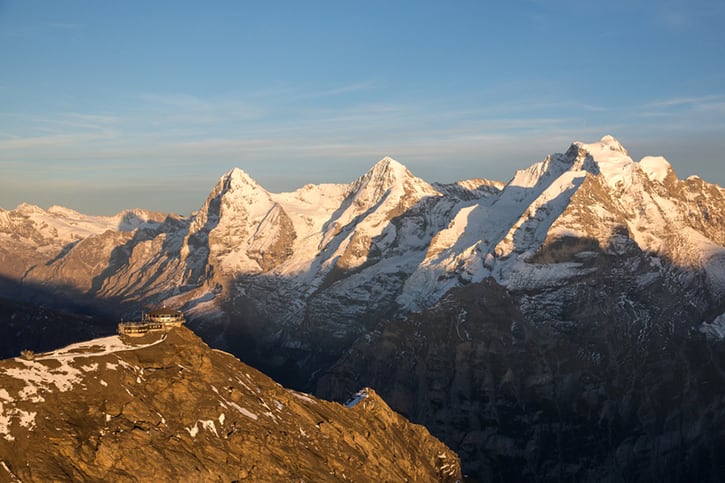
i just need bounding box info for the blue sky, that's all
[1,0,724,215]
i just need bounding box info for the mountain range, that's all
[1,135,724,480]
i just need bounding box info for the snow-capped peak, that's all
[222,167,263,192]
[347,156,438,205]
[199,167,270,212]
[597,135,628,154]
[350,157,408,192]
[571,135,637,189]
[374,156,405,173]
[575,135,630,161]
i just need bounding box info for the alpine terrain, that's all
[1,135,724,480]
[0,326,461,481]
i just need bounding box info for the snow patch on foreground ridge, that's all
[0,335,166,441]
[345,388,370,408]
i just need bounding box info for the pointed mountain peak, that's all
[348,156,437,202]
[598,135,627,153]
[361,156,411,182]
[207,167,270,202]
[222,167,261,190]
[192,168,272,229]
[375,156,405,170]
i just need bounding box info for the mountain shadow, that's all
[317,242,725,482]
[0,275,118,359]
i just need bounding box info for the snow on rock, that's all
[399,135,725,314]
[292,391,315,403]
[700,313,725,340]
[317,157,440,270]
[0,335,166,398]
[344,388,369,408]
[639,156,673,183]
[574,135,637,190]
[0,461,21,482]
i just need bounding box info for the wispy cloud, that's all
[642,95,725,110]
[0,131,116,151]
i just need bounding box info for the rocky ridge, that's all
[0,326,461,482]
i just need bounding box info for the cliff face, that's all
[318,278,725,482]
[0,327,461,482]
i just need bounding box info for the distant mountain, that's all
[1,135,724,480]
[0,326,460,482]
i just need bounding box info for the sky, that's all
[1,0,724,215]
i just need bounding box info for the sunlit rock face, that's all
[0,327,461,482]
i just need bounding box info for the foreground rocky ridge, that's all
[0,327,461,482]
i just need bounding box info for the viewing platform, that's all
[118,307,186,337]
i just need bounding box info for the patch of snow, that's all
[37,334,166,362]
[234,376,254,393]
[185,422,199,438]
[218,413,225,426]
[700,314,725,340]
[345,388,369,408]
[293,391,314,403]
[639,156,672,183]
[199,419,219,437]
[3,359,83,393]
[0,402,36,440]
[81,363,99,372]
[228,400,257,419]
[117,360,138,372]
[233,403,259,421]
[18,385,43,403]
[100,379,108,387]
[211,348,236,358]
[0,461,21,482]
[0,403,14,441]
[16,409,36,429]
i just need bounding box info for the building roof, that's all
[147,307,183,317]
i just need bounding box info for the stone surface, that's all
[0,327,461,482]
[318,278,725,481]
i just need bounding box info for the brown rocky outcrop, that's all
[0,327,460,482]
